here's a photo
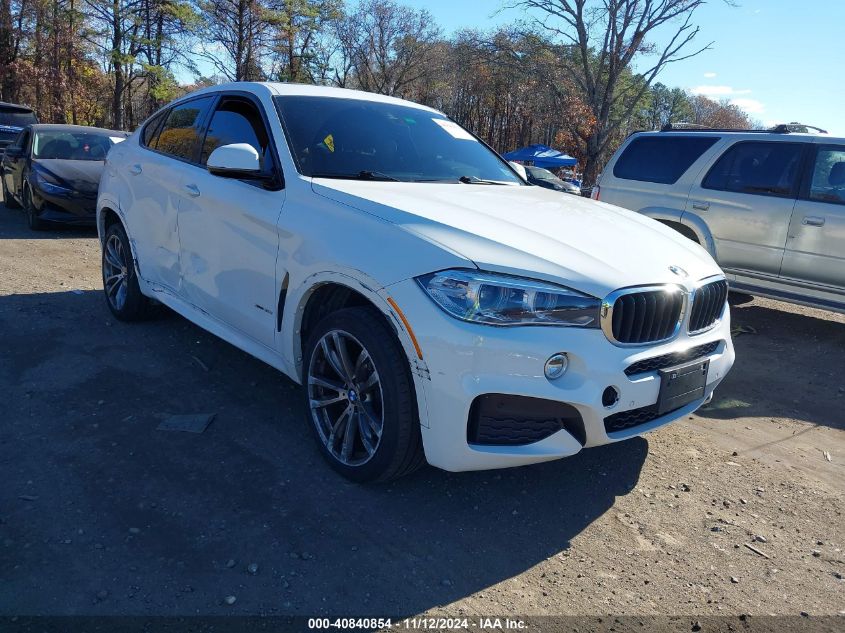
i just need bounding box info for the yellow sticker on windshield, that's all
[323,134,335,153]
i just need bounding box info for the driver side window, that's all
[201,97,271,172]
[808,146,845,205]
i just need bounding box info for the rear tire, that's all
[303,306,424,482]
[2,179,20,209]
[102,222,154,321]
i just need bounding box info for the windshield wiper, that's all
[311,170,400,182]
[458,175,508,185]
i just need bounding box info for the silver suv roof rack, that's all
[773,122,828,134]
[659,122,829,134]
[660,123,788,134]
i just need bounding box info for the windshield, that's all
[33,130,119,161]
[0,109,37,128]
[526,166,563,183]
[274,95,522,184]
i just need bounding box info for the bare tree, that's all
[267,0,341,83]
[688,93,751,129]
[197,0,269,81]
[336,0,440,98]
[84,0,148,128]
[0,0,25,100]
[513,0,713,184]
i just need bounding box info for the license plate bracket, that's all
[657,359,709,415]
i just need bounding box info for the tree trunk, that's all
[581,133,602,188]
[0,0,15,100]
[112,0,124,129]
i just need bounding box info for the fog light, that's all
[544,353,569,380]
[602,386,620,408]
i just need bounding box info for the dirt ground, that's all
[0,197,843,622]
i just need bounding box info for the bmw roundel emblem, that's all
[669,265,688,278]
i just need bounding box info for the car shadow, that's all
[0,289,647,616]
[0,201,97,239]
[697,300,845,432]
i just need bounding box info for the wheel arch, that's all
[677,212,717,258]
[286,272,428,382]
[656,218,700,243]
[97,198,125,245]
[638,205,716,258]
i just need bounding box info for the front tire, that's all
[102,222,154,321]
[2,178,20,209]
[303,307,424,482]
[23,183,45,230]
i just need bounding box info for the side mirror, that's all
[3,147,23,160]
[207,143,262,179]
[508,161,527,181]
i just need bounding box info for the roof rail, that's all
[660,123,785,134]
[775,122,828,134]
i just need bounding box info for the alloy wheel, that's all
[103,234,129,311]
[307,330,384,466]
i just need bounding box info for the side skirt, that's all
[147,285,296,379]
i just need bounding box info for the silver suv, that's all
[594,129,845,313]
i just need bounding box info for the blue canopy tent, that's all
[502,144,577,168]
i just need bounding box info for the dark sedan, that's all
[525,165,581,195]
[1,124,128,230]
[0,102,38,156]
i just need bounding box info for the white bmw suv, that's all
[97,82,735,481]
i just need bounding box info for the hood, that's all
[312,180,721,299]
[34,159,104,194]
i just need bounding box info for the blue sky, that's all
[402,0,845,134]
[185,1,842,134]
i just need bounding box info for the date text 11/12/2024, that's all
[307,617,528,630]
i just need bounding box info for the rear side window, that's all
[0,108,37,127]
[153,97,214,162]
[141,110,167,147]
[703,141,804,198]
[613,136,718,184]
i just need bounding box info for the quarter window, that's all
[613,136,719,184]
[807,146,845,205]
[703,141,804,198]
[141,110,168,147]
[153,97,214,162]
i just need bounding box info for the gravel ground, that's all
[0,199,843,620]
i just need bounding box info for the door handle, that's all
[184,183,200,197]
[691,201,710,211]
[129,164,142,175]
[802,216,825,227]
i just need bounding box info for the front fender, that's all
[282,270,433,428]
[283,269,430,382]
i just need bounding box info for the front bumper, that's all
[31,185,97,225]
[385,278,735,472]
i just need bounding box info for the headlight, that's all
[416,269,601,327]
[33,170,71,195]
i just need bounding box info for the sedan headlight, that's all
[33,170,71,195]
[416,269,601,327]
